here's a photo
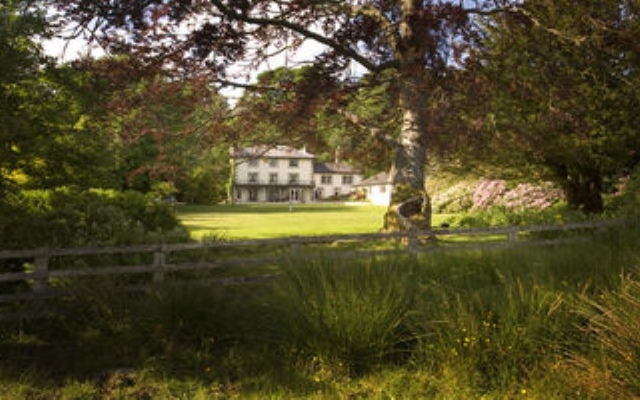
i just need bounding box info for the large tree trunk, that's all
[382,0,433,232]
[555,164,604,213]
[383,70,432,231]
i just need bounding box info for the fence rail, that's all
[0,219,628,321]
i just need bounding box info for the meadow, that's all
[176,203,392,239]
[1,218,639,398]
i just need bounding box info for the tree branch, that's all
[209,0,383,73]
[468,4,587,46]
[351,3,401,56]
[339,110,399,148]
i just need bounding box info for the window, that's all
[334,187,341,197]
[248,172,259,183]
[289,173,299,184]
[267,188,279,202]
[248,159,259,167]
[342,175,353,185]
[321,175,333,184]
[289,159,299,167]
[269,173,278,183]
[269,159,279,167]
[249,189,258,201]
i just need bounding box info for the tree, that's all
[50,0,490,228]
[232,66,327,149]
[0,0,49,197]
[73,55,231,197]
[478,0,640,213]
[0,1,115,194]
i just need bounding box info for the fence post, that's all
[33,254,49,293]
[153,246,166,285]
[407,229,418,254]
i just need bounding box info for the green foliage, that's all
[178,146,231,205]
[0,187,188,249]
[0,2,48,195]
[479,0,640,213]
[0,2,119,194]
[606,165,640,218]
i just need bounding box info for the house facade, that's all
[313,162,363,200]
[230,145,363,203]
[356,172,393,206]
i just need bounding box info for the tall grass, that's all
[570,271,640,399]
[271,255,418,376]
[413,280,569,395]
[1,224,639,397]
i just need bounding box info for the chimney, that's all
[334,146,343,164]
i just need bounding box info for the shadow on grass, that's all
[0,283,328,398]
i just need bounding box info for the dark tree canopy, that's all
[49,0,492,228]
[477,0,640,213]
[46,0,640,220]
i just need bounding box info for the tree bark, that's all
[555,165,604,213]
[384,72,431,230]
[383,0,432,231]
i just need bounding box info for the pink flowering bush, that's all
[500,183,563,211]
[432,178,564,214]
[431,182,475,213]
[472,180,507,210]
[469,179,563,211]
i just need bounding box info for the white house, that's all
[313,162,363,200]
[230,145,363,203]
[356,172,393,206]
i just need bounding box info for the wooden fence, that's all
[0,219,628,321]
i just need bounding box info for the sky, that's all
[42,33,361,105]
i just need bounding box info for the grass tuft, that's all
[273,255,418,376]
[570,271,640,398]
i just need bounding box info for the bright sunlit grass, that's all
[176,203,390,239]
[176,203,457,240]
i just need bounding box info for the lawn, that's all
[176,203,392,239]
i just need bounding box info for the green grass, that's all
[2,223,639,398]
[176,203,456,240]
[176,203,388,239]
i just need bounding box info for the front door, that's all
[290,189,300,202]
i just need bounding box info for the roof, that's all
[231,145,314,159]
[313,162,361,174]
[356,172,390,187]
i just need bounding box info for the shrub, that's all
[431,181,475,213]
[472,180,507,210]
[0,187,188,249]
[273,256,418,376]
[607,165,640,218]
[500,182,563,210]
[431,177,563,214]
